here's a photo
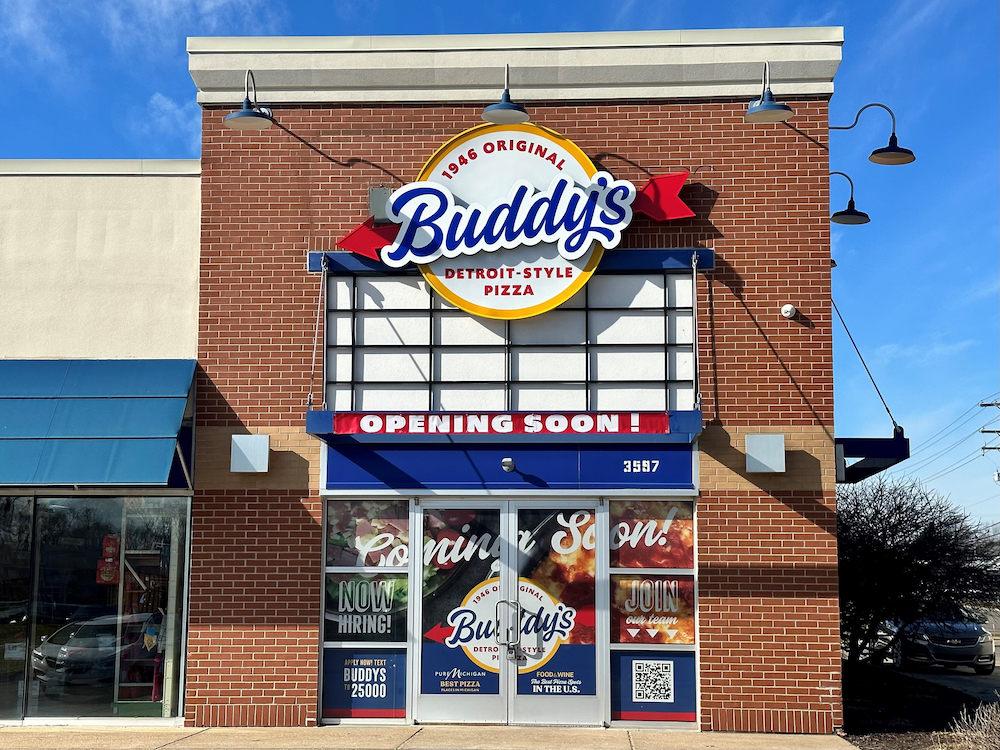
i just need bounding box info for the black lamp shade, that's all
[831,199,870,225]
[224,99,274,131]
[869,133,915,165]
[745,89,794,123]
[482,90,530,125]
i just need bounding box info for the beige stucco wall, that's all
[0,160,200,359]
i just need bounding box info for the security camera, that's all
[501,457,516,473]
[780,304,797,319]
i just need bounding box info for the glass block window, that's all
[325,271,695,412]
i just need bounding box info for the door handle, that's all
[494,599,521,647]
[495,600,508,646]
[509,600,522,648]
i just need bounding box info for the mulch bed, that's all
[842,660,983,749]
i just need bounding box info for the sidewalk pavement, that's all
[0,725,855,750]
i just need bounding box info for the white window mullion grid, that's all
[326,271,695,413]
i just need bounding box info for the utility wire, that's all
[832,297,897,429]
[965,493,1000,510]
[923,444,997,483]
[907,394,999,458]
[923,455,982,484]
[891,416,999,476]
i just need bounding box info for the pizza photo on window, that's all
[610,500,694,570]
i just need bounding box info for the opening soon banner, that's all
[333,411,669,436]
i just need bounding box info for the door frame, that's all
[410,496,609,726]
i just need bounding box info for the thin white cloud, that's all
[0,0,66,65]
[613,0,639,28]
[97,0,283,55]
[2,0,284,66]
[873,338,977,363]
[332,0,380,23]
[130,92,202,156]
[957,276,1000,306]
[865,0,961,67]
[789,5,841,27]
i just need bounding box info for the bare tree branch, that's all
[838,476,1000,663]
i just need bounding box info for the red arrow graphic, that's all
[424,622,455,644]
[632,172,696,222]
[336,217,400,260]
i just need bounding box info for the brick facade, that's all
[192,99,837,730]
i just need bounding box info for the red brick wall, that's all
[194,99,837,730]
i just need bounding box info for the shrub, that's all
[946,697,1000,750]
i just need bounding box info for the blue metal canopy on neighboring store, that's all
[0,359,196,487]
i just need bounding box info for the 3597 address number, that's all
[623,460,660,473]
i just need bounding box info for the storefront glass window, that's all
[23,497,188,718]
[323,498,412,720]
[326,499,409,567]
[325,271,696,412]
[609,499,694,569]
[0,497,32,719]
[325,573,408,642]
[611,574,695,645]
[609,498,697,722]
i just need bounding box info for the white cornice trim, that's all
[188,27,843,106]
[0,160,201,176]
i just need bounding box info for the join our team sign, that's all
[380,123,635,319]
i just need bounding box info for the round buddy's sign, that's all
[380,123,636,319]
[444,577,577,674]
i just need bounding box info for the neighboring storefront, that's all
[0,162,200,721]
[2,26,845,733]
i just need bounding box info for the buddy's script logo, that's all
[334,122,693,319]
[443,578,577,674]
[382,173,636,268]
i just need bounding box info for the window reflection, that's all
[8,497,190,719]
[0,497,32,719]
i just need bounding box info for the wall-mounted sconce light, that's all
[223,70,273,130]
[482,64,530,125]
[744,62,794,123]
[831,103,915,165]
[830,171,871,225]
[781,304,798,319]
[501,457,517,473]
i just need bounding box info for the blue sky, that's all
[2,0,997,523]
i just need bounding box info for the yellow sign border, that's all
[512,577,572,675]
[416,123,603,320]
[455,577,503,674]
[451,576,573,676]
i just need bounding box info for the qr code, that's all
[632,659,674,703]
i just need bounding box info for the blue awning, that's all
[0,360,195,487]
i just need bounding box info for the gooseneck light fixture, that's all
[830,171,870,225]
[224,70,274,130]
[831,103,915,165]
[482,64,530,125]
[744,62,794,123]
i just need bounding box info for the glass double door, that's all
[416,500,603,725]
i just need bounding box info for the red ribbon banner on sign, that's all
[335,172,694,261]
[631,172,696,222]
[333,412,669,436]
